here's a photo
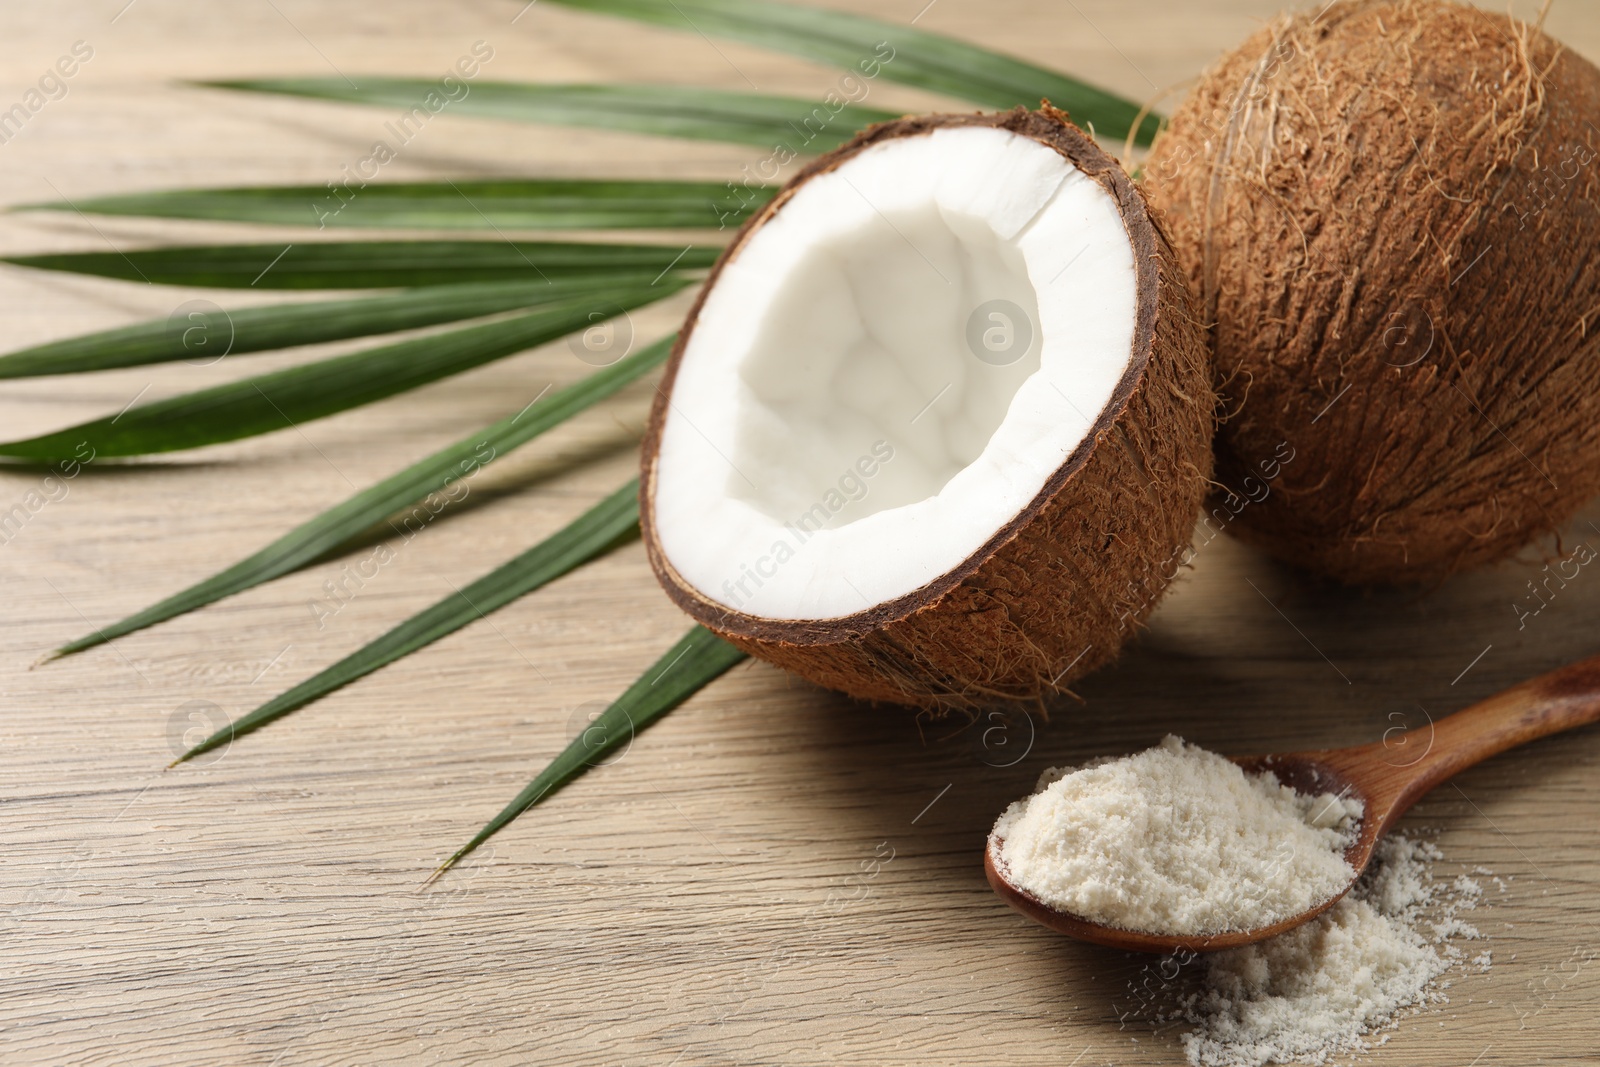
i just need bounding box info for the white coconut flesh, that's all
[652,125,1140,621]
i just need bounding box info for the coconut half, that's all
[641,109,1212,709]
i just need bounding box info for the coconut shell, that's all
[1143,0,1600,584]
[640,108,1214,710]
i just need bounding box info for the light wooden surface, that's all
[3,2,1599,1064]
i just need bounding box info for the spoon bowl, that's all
[986,650,1600,954]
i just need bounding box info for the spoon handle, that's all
[1340,651,1600,828]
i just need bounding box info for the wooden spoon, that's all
[985,651,1600,954]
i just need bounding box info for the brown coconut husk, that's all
[1143,0,1600,585]
[640,108,1214,711]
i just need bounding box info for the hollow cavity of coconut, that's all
[639,109,1212,710]
[1143,0,1600,585]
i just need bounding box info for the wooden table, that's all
[3,2,1597,1063]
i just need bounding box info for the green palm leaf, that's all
[19,179,775,231]
[434,625,748,876]
[52,335,676,657]
[0,281,687,463]
[10,0,1159,878]
[3,240,718,289]
[545,0,1160,144]
[171,480,644,765]
[209,80,898,151]
[0,277,666,380]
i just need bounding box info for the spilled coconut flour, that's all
[991,735,1363,935]
[1165,834,1489,1067]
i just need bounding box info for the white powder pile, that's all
[1171,834,1488,1066]
[990,735,1363,935]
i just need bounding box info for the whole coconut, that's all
[1144,0,1600,584]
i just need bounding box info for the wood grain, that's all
[2,2,1598,1065]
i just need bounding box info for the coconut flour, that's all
[991,735,1362,935]
[1170,834,1488,1066]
